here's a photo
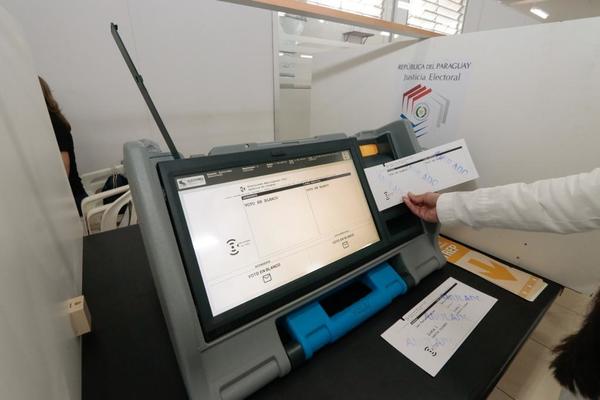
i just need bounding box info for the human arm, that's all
[60,151,70,174]
[403,192,440,223]
[48,110,73,176]
[404,168,600,234]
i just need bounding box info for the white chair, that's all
[85,203,111,235]
[80,164,124,195]
[80,164,138,235]
[100,190,137,232]
[82,186,132,234]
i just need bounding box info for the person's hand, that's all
[403,192,441,223]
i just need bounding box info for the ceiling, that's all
[502,0,600,23]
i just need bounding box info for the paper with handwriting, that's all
[381,277,496,377]
[365,139,479,211]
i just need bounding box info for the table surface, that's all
[82,225,561,400]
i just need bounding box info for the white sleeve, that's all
[436,168,600,234]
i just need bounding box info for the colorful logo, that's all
[414,103,429,120]
[400,84,450,138]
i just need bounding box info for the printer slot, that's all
[381,207,423,242]
[320,280,372,317]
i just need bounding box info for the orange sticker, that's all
[438,237,470,264]
[438,237,547,302]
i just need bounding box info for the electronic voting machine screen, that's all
[158,139,390,341]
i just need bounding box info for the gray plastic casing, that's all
[123,120,446,400]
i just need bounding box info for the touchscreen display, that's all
[176,150,380,316]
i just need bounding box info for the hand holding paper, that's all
[403,192,441,223]
[364,139,479,211]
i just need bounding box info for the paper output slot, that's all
[320,280,373,317]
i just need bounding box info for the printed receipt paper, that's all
[381,278,496,377]
[365,139,479,211]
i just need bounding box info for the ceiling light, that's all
[529,7,548,19]
[380,31,391,37]
[397,1,410,10]
[319,19,325,23]
[300,54,313,59]
[278,11,285,16]
[279,52,284,56]
[393,34,399,39]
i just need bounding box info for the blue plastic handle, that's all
[284,262,407,359]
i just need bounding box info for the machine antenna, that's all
[110,23,181,160]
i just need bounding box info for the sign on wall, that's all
[396,60,471,144]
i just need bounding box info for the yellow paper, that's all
[438,237,547,302]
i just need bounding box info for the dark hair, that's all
[551,289,600,399]
[38,76,71,131]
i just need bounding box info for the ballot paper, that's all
[364,139,479,211]
[381,278,496,377]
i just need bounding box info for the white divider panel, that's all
[0,0,275,172]
[0,7,83,400]
[311,18,600,293]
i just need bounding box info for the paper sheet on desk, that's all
[364,139,479,211]
[381,278,496,377]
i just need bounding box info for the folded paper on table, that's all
[381,277,496,377]
[364,139,479,211]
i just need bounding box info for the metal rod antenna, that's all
[110,23,181,159]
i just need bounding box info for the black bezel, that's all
[157,138,392,342]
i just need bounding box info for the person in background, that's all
[39,77,87,215]
[402,168,600,400]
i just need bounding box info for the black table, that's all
[82,226,560,400]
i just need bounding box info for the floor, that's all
[487,288,592,400]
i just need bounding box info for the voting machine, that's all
[111,22,445,400]
[124,120,446,399]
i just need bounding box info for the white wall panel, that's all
[463,0,540,33]
[0,0,275,172]
[0,7,83,399]
[310,17,600,293]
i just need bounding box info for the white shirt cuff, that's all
[437,193,459,226]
